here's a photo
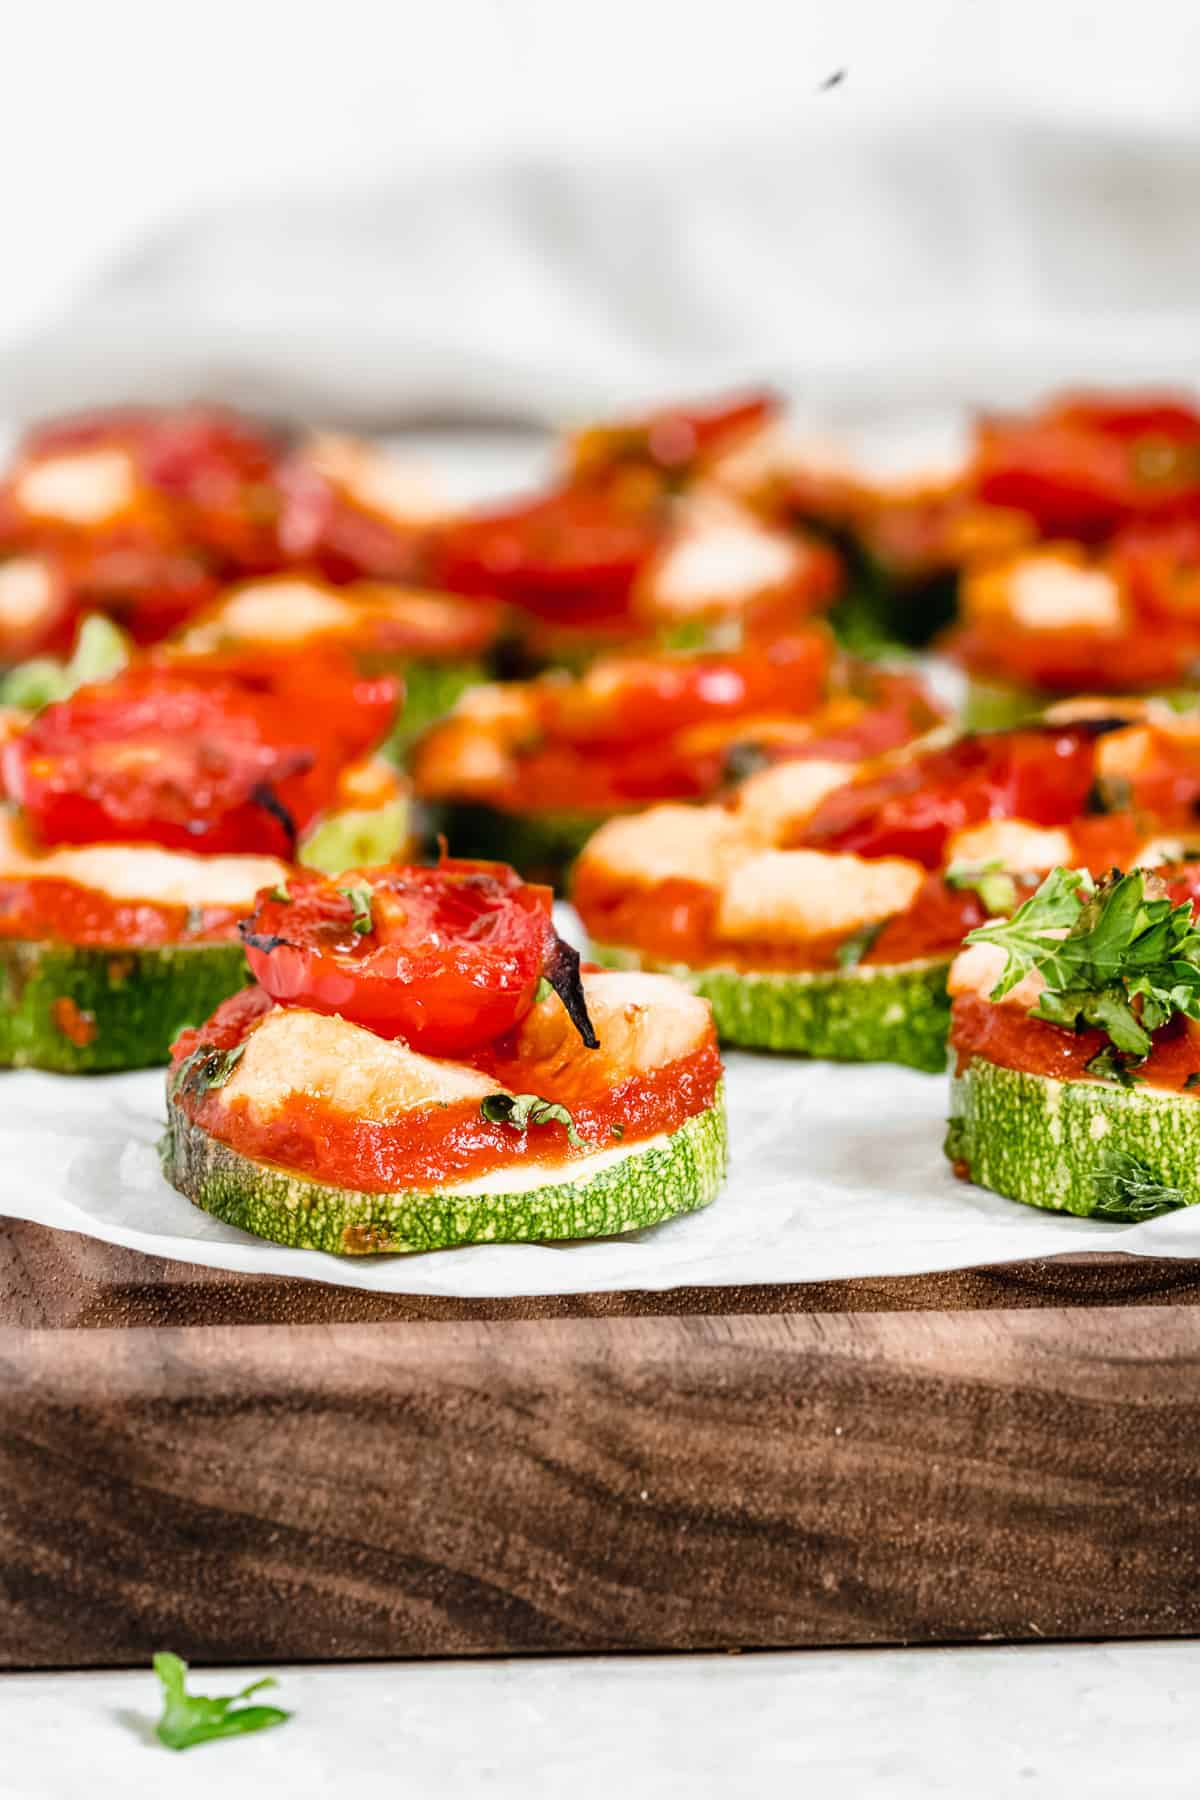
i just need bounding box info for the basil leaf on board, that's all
[480,1092,584,1148]
[152,1652,290,1752]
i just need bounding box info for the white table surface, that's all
[3,1641,1198,1799]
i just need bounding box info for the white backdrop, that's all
[4,0,1200,427]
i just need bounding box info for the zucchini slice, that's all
[0,940,248,1073]
[589,942,950,1071]
[162,1082,727,1254]
[947,1056,1200,1219]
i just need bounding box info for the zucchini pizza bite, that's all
[170,573,503,749]
[952,527,1200,728]
[572,711,1200,1070]
[0,406,289,653]
[411,626,942,884]
[161,861,726,1254]
[0,650,407,1070]
[946,861,1200,1220]
[431,393,842,669]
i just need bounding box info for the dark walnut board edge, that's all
[2,1221,1200,1667]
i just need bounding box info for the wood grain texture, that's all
[6,1218,1200,1328]
[1,1308,1198,1667]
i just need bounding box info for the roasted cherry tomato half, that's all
[567,390,779,486]
[798,726,1102,867]
[3,653,397,857]
[974,391,1200,539]
[432,488,662,626]
[240,860,595,1056]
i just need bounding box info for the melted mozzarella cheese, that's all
[947,819,1074,873]
[1007,555,1123,632]
[580,803,751,889]
[218,1008,495,1123]
[0,556,56,630]
[647,506,805,614]
[711,421,859,494]
[307,433,445,525]
[715,848,924,944]
[509,967,714,1078]
[733,758,858,842]
[189,578,357,646]
[0,817,288,907]
[15,449,137,525]
[947,939,1045,1009]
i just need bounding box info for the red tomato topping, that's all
[432,488,662,626]
[797,726,1101,867]
[950,994,1200,1094]
[568,390,780,484]
[540,633,832,748]
[3,652,397,857]
[974,390,1200,539]
[240,860,593,1056]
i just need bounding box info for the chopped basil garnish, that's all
[1083,1044,1143,1087]
[836,919,886,970]
[945,860,1018,916]
[339,883,374,936]
[480,1092,584,1148]
[171,1042,246,1099]
[152,1651,290,1752]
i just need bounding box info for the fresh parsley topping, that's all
[171,1042,246,1099]
[152,1651,290,1752]
[836,919,886,970]
[480,1092,584,1148]
[339,883,374,936]
[1090,1152,1188,1222]
[966,866,1200,1064]
[945,860,1018,916]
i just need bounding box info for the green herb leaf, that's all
[339,883,374,936]
[945,860,1018,916]
[152,1651,290,1752]
[610,1122,625,1140]
[966,865,1200,1062]
[534,976,555,1004]
[171,1042,246,1099]
[268,885,291,905]
[1186,1072,1200,1092]
[836,919,886,970]
[0,613,131,710]
[1083,1044,1143,1087]
[480,1091,584,1148]
[1090,1152,1188,1222]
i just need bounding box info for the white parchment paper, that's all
[3,1049,1199,1296]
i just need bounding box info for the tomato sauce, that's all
[950,994,1200,1094]
[171,989,723,1192]
[0,876,243,948]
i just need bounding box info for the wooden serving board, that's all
[2,1217,1199,1669]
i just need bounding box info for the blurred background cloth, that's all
[5,0,1200,432]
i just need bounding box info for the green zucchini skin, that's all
[963,674,1200,733]
[588,943,950,1071]
[420,802,609,890]
[161,1083,727,1254]
[0,940,248,1073]
[947,1056,1200,1218]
